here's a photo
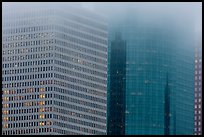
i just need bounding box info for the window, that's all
[39,121,45,126]
[39,94,45,98]
[3,123,8,128]
[40,88,45,92]
[195,128,197,131]
[39,114,44,119]
[198,104,201,108]
[195,93,197,97]
[39,101,45,106]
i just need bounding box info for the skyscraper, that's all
[107,9,195,135]
[194,38,202,135]
[107,32,126,135]
[2,4,108,135]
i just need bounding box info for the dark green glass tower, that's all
[107,32,126,135]
[107,10,195,135]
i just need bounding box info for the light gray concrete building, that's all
[2,4,108,135]
[194,38,202,135]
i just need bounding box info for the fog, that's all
[89,2,202,49]
[91,2,202,37]
[3,2,202,43]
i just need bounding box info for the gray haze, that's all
[91,2,202,35]
[3,2,202,43]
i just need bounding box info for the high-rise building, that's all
[107,32,126,135]
[194,40,202,135]
[2,4,108,135]
[107,11,195,135]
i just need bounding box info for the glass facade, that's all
[107,32,126,135]
[107,12,195,135]
[2,6,108,135]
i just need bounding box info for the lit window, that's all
[3,116,8,121]
[39,94,45,98]
[39,101,45,106]
[40,88,45,92]
[4,90,9,94]
[39,114,44,119]
[3,97,9,101]
[3,123,8,128]
[39,122,45,126]
[3,104,9,108]
[24,102,28,106]
[39,108,45,112]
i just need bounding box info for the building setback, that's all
[2,5,108,135]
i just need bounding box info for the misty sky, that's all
[90,2,202,34]
[3,2,202,37]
